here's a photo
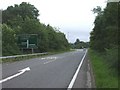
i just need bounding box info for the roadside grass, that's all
[88,49,118,88]
[1,53,48,63]
[1,49,75,63]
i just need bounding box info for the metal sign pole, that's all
[32,48,34,53]
[27,40,29,48]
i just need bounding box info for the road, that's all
[1,49,94,88]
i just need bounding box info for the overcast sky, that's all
[0,0,107,43]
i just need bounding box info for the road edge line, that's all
[67,49,88,90]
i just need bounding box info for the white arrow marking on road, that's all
[0,67,30,83]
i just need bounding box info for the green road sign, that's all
[17,34,38,49]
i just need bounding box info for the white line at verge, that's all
[67,49,88,90]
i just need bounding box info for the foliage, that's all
[3,2,39,24]
[105,45,118,71]
[89,49,118,88]
[71,38,89,49]
[90,2,119,74]
[92,6,103,15]
[90,3,118,52]
[2,2,70,56]
[2,24,21,56]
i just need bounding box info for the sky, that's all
[0,0,107,43]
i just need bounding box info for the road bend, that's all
[2,49,88,88]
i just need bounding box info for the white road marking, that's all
[67,49,88,90]
[76,49,84,52]
[87,62,92,88]
[88,63,90,71]
[0,67,30,83]
[41,58,46,60]
[44,60,56,64]
[41,57,57,60]
[87,71,91,88]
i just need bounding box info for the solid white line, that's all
[67,49,88,90]
[0,67,30,83]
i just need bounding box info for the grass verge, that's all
[88,49,118,88]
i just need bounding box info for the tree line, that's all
[70,38,89,49]
[90,2,119,71]
[2,2,70,56]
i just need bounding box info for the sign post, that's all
[17,34,38,53]
[27,40,29,48]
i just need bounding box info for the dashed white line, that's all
[41,57,57,60]
[88,63,90,71]
[43,60,56,64]
[87,62,92,88]
[87,71,91,88]
[41,58,46,60]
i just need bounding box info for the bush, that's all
[2,24,21,56]
[105,45,118,73]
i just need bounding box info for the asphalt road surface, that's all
[1,49,93,88]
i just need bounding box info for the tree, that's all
[92,6,102,15]
[2,24,21,56]
[90,2,119,71]
[3,2,39,26]
[90,3,118,52]
[74,39,81,49]
[2,2,70,55]
[74,39,89,49]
